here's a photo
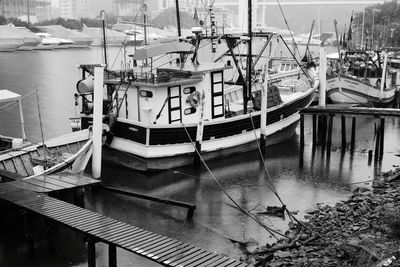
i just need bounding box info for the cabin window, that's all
[183,86,196,94]
[211,71,224,119]
[184,107,196,115]
[167,85,182,123]
[139,90,153,98]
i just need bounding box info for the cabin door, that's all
[167,85,182,123]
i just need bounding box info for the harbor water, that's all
[1,46,400,266]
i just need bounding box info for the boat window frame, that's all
[211,70,224,119]
[167,85,182,124]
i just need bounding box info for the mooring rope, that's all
[181,122,287,240]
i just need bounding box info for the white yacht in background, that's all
[34,33,61,50]
[0,25,23,52]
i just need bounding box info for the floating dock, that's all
[0,182,248,267]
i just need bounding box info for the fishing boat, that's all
[326,50,397,106]
[0,90,29,152]
[72,30,317,171]
[0,129,92,180]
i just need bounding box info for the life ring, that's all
[187,91,201,107]
[102,115,115,145]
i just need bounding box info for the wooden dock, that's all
[301,105,400,117]
[6,172,100,193]
[299,105,400,160]
[0,182,248,267]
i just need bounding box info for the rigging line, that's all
[110,0,146,70]
[276,0,301,60]
[248,113,330,242]
[181,123,286,240]
[0,90,36,111]
[279,36,311,82]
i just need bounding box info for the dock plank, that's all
[0,183,249,267]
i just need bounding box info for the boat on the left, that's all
[0,89,30,152]
[0,89,93,180]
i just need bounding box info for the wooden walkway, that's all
[0,182,248,267]
[301,105,400,117]
[7,172,100,193]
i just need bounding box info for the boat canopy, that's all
[0,89,21,103]
[129,41,193,60]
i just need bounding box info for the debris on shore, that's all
[243,169,400,267]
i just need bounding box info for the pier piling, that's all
[326,114,334,151]
[312,114,317,146]
[109,244,117,267]
[300,114,304,148]
[379,118,385,158]
[88,238,96,267]
[374,125,381,161]
[351,116,356,152]
[341,116,346,151]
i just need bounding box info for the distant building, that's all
[59,0,90,19]
[113,0,143,19]
[0,0,51,22]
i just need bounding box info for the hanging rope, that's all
[181,123,288,240]
[276,0,301,61]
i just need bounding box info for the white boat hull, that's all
[326,75,396,106]
[95,88,314,171]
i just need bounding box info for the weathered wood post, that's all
[300,114,305,168]
[260,63,269,153]
[319,44,327,108]
[300,114,305,148]
[92,66,105,179]
[341,115,346,151]
[88,238,96,267]
[326,114,334,151]
[312,114,317,146]
[379,117,385,158]
[109,244,117,267]
[193,90,205,169]
[374,121,381,161]
[351,116,356,151]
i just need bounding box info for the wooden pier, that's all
[300,105,400,160]
[0,182,248,267]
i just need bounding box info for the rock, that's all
[274,250,292,259]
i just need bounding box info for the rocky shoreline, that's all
[244,169,400,267]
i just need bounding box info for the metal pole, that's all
[245,0,252,114]
[101,11,107,67]
[175,0,182,37]
[371,8,375,50]
[361,5,365,49]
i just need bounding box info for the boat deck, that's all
[0,182,248,267]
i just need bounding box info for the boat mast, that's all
[143,3,148,45]
[100,10,107,67]
[245,0,252,114]
[175,0,182,38]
